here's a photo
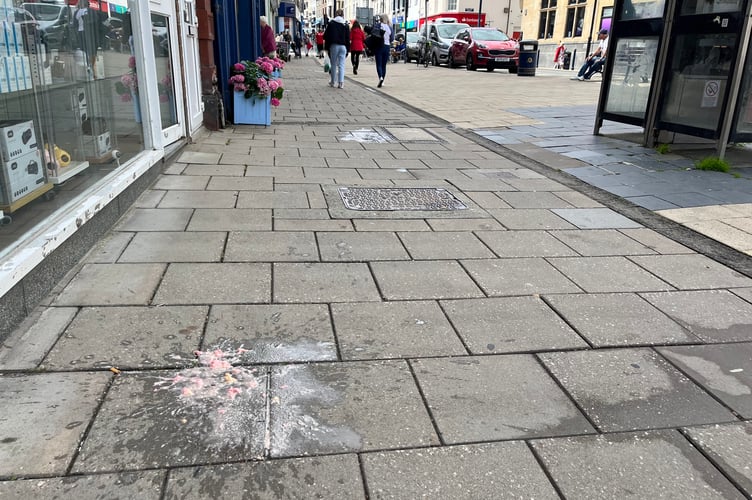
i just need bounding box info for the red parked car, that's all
[449,28,519,73]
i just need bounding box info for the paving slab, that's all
[371,261,484,300]
[548,256,673,293]
[274,219,354,231]
[84,231,134,263]
[495,191,574,209]
[317,232,410,261]
[362,441,558,499]
[641,290,752,342]
[683,422,752,496]
[0,471,165,499]
[118,232,226,263]
[411,355,595,443]
[487,209,577,230]
[629,254,752,290]
[532,430,745,499]
[41,306,207,370]
[619,228,695,254]
[425,218,505,231]
[187,208,272,231]
[475,230,578,258]
[353,219,432,231]
[54,263,165,306]
[545,293,698,347]
[397,231,495,259]
[440,297,588,354]
[550,229,658,256]
[225,231,318,262]
[462,258,582,296]
[270,361,438,457]
[203,304,337,363]
[331,301,465,360]
[164,455,365,499]
[206,176,274,191]
[183,164,246,177]
[0,372,110,476]
[158,190,238,208]
[273,263,381,303]
[153,175,210,190]
[236,191,309,209]
[657,344,752,418]
[177,151,221,164]
[540,348,737,432]
[74,368,266,472]
[0,307,77,370]
[153,263,271,305]
[116,208,193,232]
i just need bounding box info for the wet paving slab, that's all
[411,355,595,443]
[0,470,165,498]
[361,441,559,499]
[0,372,111,477]
[683,422,752,496]
[164,454,364,499]
[532,430,746,498]
[270,360,438,457]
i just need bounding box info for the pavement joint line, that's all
[434,300,473,357]
[326,303,344,362]
[355,453,371,500]
[406,358,447,447]
[539,295,596,350]
[263,366,273,459]
[525,440,567,500]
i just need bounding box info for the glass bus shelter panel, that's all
[681,0,743,15]
[659,33,736,134]
[731,36,752,141]
[604,37,659,120]
[620,0,667,20]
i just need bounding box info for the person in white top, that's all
[573,29,609,81]
[374,14,392,88]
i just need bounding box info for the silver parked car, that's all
[420,19,471,66]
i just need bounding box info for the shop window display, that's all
[0,2,145,252]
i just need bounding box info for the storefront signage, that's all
[278,2,296,18]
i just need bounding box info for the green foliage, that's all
[655,143,671,154]
[695,157,731,173]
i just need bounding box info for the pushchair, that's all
[276,41,290,61]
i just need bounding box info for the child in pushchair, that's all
[391,35,406,63]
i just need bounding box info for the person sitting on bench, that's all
[573,29,609,81]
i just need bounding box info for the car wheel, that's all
[487,67,495,72]
[431,53,439,66]
[449,55,457,68]
[466,54,476,71]
[509,65,518,74]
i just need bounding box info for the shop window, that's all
[0,6,146,253]
[601,6,613,32]
[539,0,557,39]
[565,0,587,37]
[447,0,458,10]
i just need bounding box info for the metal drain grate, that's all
[338,187,467,211]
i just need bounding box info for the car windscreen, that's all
[472,29,510,41]
[21,4,62,21]
[436,24,467,39]
[406,32,419,42]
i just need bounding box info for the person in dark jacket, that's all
[260,16,276,58]
[323,10,350,89]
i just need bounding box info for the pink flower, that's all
[128,56,136,69]
[233,83,247,92]
[229,74,244,84]
[120,93,132,102]
[269,80,279,91]
[233,62,246,71]
[270,97,280,107]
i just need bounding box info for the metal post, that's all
[424,0,428,33]
[478,0,483,26]
[584,0,598,59]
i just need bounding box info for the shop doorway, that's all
[150,1,184,145]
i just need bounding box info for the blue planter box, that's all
[233,93,271,125]
[272,70,281,78]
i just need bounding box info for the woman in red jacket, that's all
[350,21,365,75]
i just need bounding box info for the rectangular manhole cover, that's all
[338,187,467,211]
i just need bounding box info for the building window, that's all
[448,0,458,10]
[539,0,557,39]
[565,0,587,37]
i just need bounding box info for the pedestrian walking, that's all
[315,28,325,58]
[350,21,365,75]
[371,15,391,88]
[553,41,566,69]
[323,9,350,89]
[259,16,276,58]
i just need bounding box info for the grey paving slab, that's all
[412,355,594,443]
[0,372,110,476]
[0,471,165,499]
[274,219,354,231]
[54,263,165,306]
[134,189,165,208]
[425,218,505,231]
[116,208,193,232]
[85,231,134,263]
[550,229,658,256]
[236,191,309,209]
[273,263,381,303]
[164,455,365,500]
[641,290,752,342]
[532,430,745,499]
[274,208,331,219]
[270,361,438,457]
[0,307,77,370]
[629,254,752,290]
[398,231,495,259]
[504,178,570,191]
[153,175,210,190]
[186,208,272,231]
[362,441,558,499]
[487,209,576,230]
[331,301,465,360]
[317,232,410,261]
[476,230,578,257]
[627,195,681,210]
[684,422,752,496]
[540,348,737,432]
[554,190,604,208]
[619,228,695,254]
[206,175,274,191]
[548,256,673,293]
[441,297,588,354]
[244,166,303,178]
[178,151,221,164]
[550,208,642,229]
[203,304,337,363]
[153,263,271,305]
[495,191,574,209]
[658,344,752,418]
[462,258,582,296]
[545,293,698,347]
[74,369,266,472]
[158,190,238,208]
[353,219,431,231]
[371,261,484,300]
[464,191,512,208]
[225,231,318,262]
[118,232,226,263]
[41,306,207,370]
[731,286,752,304]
